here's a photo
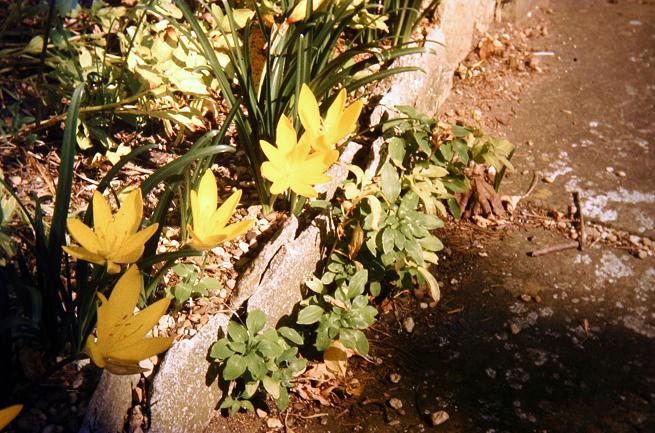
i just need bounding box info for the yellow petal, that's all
[260,140,286,168]
[269,179,290,195]
[324,88,347,133]
[84,335,107,368]
[112,224,158,264]
[67,218,102,254]
[100,266,142,340]
[219,219,255,243]
[103,359,148,375]
[116,297,171,348]
[197,170,218,221]
[289,180,318,198]
[0,405,23,430]
[110,336,174,363]
[92,191,113,243]
[207,190,242,232]
[114,189,143,234]
[276,114,297,155]
[334,99,363,142]
[62,245,106,265]
[187,225,213,250]
[190,189,201,234]
[106,261,121,274]
[298,84,322,137]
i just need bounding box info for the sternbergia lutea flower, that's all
[63,189,158,274]
[187,170,254,250]
[298,84,363,166]
[260,114,332,198]
[85,265,174,375]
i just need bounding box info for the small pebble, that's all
[606,167,614,173]
[419,302,428,309]
[266,418,283,429]
[617,171,626,177]
[542,176,555,184]
[403,317,415,333]
[638,250,648,259]
[389,398,403,410]
[389,373,401,384]
[510,323,521,335]
[520,294,532,302]
[430,410,450,426]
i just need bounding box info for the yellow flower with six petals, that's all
[187,170,254,250]
[260,114,332,198]
[298,84,363,166]
[63,189,158,274]
[85,265,174,375]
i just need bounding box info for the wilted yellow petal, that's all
[0,404,23,430]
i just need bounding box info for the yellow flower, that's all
[85,265,174,375]
[298,83,363,166]
[260,114,332,198]
[63,189,158,274]
[0,405,22,430]
[287,0,327,23]
[187,170,254,250]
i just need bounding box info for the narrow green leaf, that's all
[48,84,84,267]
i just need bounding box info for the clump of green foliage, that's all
[210,310,307,413]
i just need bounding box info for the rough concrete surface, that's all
[78,372,139,433]
[148,313,229,433]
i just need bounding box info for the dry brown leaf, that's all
[324,341,354,377]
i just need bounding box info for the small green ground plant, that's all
[210,310,306,413]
